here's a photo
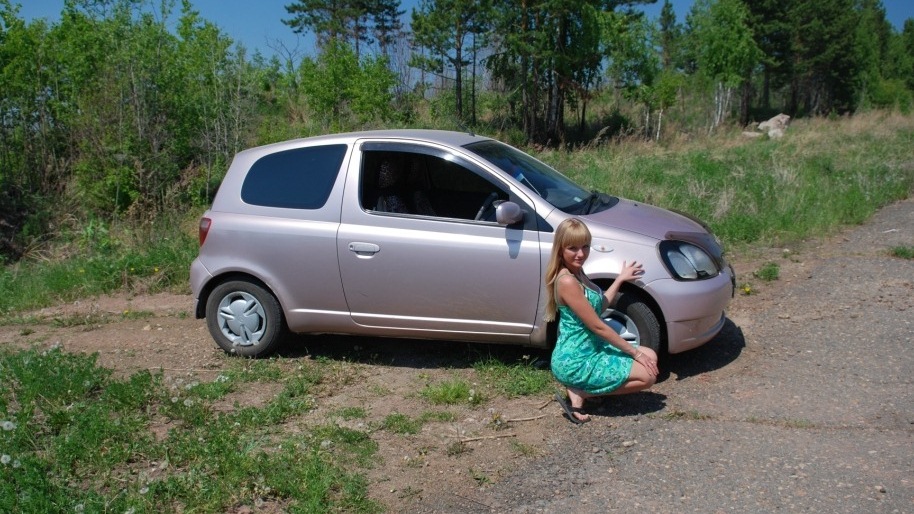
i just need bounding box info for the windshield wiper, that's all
[582,191,603,214]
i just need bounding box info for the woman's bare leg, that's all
[607,347,658,396]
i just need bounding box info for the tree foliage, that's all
[0,0,913,263]
[410,0,491,122]
[283,0,403,57]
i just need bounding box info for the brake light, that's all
[198,217,212,246]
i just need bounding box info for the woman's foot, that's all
[569,405,590,423]
[567,389,592,421]
[556,391,591,424]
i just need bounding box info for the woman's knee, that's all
[641,347,658,361]
[630,363,656,388]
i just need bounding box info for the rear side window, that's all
[241,144,347,209]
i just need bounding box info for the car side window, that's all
[242,144,347,209]
[361,150,509,222]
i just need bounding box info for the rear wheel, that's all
[206,280,286,358]
[602,292,662,353]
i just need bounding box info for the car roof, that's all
[241,129,494,157]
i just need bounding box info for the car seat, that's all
[375,159,411,214]
[375,157,437,216]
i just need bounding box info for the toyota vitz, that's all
[191,130,735,357]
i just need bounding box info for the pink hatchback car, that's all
[191,130,735,357]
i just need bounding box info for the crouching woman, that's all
[545,218,660,423]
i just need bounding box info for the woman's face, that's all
[562,242,590,271]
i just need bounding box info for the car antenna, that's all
[456,119,475,137]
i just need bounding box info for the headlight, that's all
[660,241,720,280]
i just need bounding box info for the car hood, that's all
[583,197,709,242]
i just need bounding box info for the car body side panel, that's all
[337,138,544,337]
[193,213,351,332]
[338,216,542,335]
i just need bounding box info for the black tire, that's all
[205,280,286,358]
[602,292,663,353]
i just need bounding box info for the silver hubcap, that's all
[602,309,640,344]
[217,291,267,347]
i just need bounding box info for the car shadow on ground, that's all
[660,317,745,382]
[277,333,552,371]
[277,317,745,382]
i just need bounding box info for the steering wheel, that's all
[474,192,499,221]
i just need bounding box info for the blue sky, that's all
[17,0,914,58]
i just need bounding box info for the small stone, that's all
[875,485,886,493]
[622,440,637,448]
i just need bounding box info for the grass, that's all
[0,216,197,315]
[2,112,913,317]
[420,379,484,406]
[890,245,914,259]
[0,346,381,513]
[753,262,781,282]
[545,111,914,250]
[473,355,553,397]
[1,111,912,510]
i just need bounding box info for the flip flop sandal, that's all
[555,392,590,424]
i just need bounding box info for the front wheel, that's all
[206,280,286,358]
[601,292,662,353]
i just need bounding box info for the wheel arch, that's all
[591,279,668,350]
[195,272,277,319]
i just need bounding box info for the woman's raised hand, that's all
[618,260,644,282]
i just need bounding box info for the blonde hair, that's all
[544,218,592,322]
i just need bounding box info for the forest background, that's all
[1,0,914,281]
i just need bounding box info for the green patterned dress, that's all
[550,276,635,394]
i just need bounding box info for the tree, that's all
[902,19,914,90]
[299,40,396,128]
[786,0,859,115]
[658,0,682,71]
[488,0,620,145]
[410,0,491,123]
[686,0,760,130]
[740,0,791,113]
[605,14,681,140]
[283,0,402,57]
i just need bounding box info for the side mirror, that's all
[495,201,524,225]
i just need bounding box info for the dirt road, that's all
[3,198,912,513]
[424,197,914,513]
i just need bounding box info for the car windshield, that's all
[464,140,611,214]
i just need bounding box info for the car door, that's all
[337,140,544,340]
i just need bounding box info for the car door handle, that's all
[348,242,380,256]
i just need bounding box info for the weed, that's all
[661,410,712,421]
[398,486,423,499]
[419,410,456,423]
[382,413,423,435]
[473,356,552,397]
[337,406,368,420]
[783,418,817,429]
[446,441,470,457]
[421,379,485,406]
[890,245,914,259]
[120,309,154,320]
[753,262,780,281]
[510,441,539,457]
[469,468,493,486]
